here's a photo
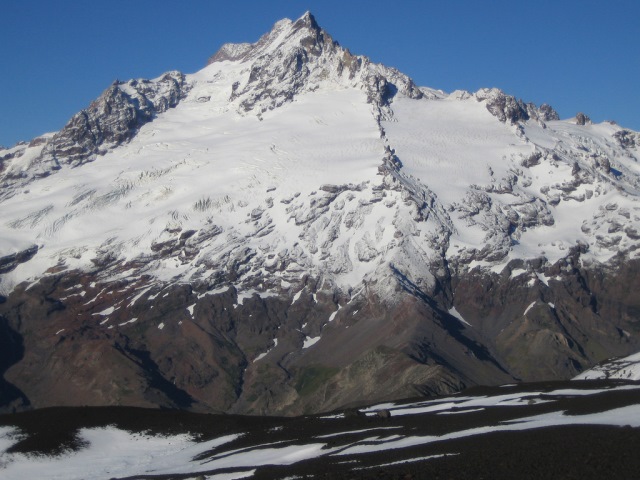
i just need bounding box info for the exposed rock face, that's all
[208,12,421,121]
[0,314,29,412]
[1,12,640,416]
[0,73,189,195]
[536,103,560,122]
[613,129,639,149]
[576,112,591,125]
[0,246,38,274]
[475,88,532,124]
[38,72,189,169]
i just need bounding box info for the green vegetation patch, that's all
[294,365,339,396]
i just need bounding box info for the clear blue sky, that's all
[1,0,638,147]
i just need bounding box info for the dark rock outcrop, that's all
[476,88,530,124]
[613,129,638,149]
[0,246,39,274]
[576,112,591,126]
[36,72,189,169]
[475,89,560,125]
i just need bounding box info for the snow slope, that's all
[574,351,640,380]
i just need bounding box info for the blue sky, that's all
[1,0,638,147]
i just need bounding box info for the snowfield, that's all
[0,85,382,292]
[574,351,640,380]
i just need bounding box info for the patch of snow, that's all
[92,306,115,316]
[0,426,21,453]
[448,306,471,327]
[316,427,402,439]
[536,272,550,287]
[510,268,527,279]
[291,289,303,305]
[303,336,321,349]
[437,408,486,415]
[327,306,341,323]
[0,428,241,480]
[203,470,256,480]
[236,290,278,306]
[317,414,344,419]
[363,453,459,469]
[496,398,556,406]
[253,352,269,363]
[524,301,537,316]
[360,402,401,412]
[347,287,364,304]
[127,287,152,308]
[193,440,342,471]
[253,338,278,362]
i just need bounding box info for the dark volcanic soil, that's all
[1,380,639,480]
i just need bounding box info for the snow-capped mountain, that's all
[1,12,640,415]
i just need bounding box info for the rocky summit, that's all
[1,12,639,416]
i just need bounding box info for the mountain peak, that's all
[202,12,423,119]
[208,12,325,65]
[294,11,320,30]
